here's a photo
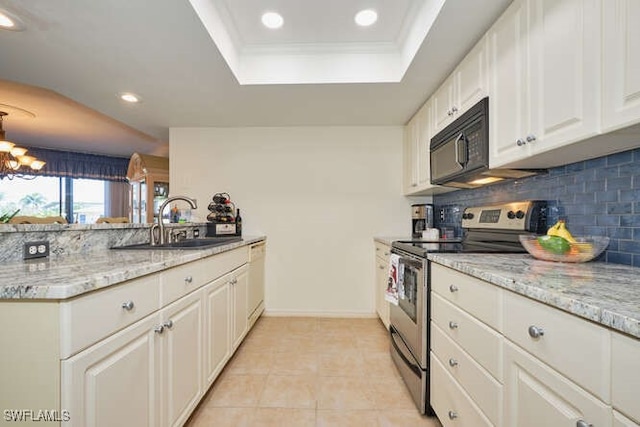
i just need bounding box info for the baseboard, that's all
[263,309,377,319]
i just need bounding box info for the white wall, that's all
[169,126,411,316]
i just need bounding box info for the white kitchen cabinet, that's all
[248,242,266,328]
[602,0,640,132]
[61,313,162,427]
[374,241,391,329]
[490,0,602,169]
[614,411,640,427]
[403,112,420,193]
[231,264,250,350]
[612,331,640,424]
[433,37,488,135]
[160,291,203,427]
[204,275,231,387]
[503,341,611,427]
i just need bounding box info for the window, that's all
[0,176,107,223]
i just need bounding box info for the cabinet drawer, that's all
[60,274,161,358]
[374,241,391,263]
[431,264,503,331]
[432,293,503,381]
[431,322,502,425]
[430,353,494,427]
[612,332,640,424]
[614,410,640,427]
[503,291,610,401]
[161,247,248,305]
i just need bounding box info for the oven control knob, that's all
[516,210,525,219]
[462,213,474,220]
[507,211,516,219]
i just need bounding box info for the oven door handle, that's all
[390,325,422,377]
[455,133,467,167]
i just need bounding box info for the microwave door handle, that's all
[455,133,467,167]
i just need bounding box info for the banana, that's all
[546,220,562,236]
[557,221,577,244]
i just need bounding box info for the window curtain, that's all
[105,181,130,217]
[26,148,130,182]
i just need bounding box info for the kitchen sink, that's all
[112,236,242,250]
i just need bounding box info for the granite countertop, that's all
[428,253,640,339]
[0,236,266,300]
[374,236,413,246]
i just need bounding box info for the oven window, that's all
[398,260,418,322]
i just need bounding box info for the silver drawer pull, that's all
[449,285,459,293]
[448,358,458,367]
[448,411,458,420]
[230,278,238,285]
[378,265,385,270]
[163,319,174,330]
[576,421,592,427]
[184,276,193,284]
[449,321,458,330]
[528,325,545,339]
[154,325,165,334]
[121,300,135,311]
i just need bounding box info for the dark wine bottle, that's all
[235,208,242,235]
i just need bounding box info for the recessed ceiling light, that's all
[119,93,141,103]
[355,9,378,27]
[261,12,283,29]
[0,10,25,31]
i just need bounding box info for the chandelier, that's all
[0,111,45,180]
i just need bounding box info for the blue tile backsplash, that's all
[433,147,640,266]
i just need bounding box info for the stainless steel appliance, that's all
[430,97,542,188]
[412,204,434,238]
[389,200,547,414]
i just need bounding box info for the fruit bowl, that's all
[519,234,610,263]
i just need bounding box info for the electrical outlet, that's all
[24,241,49,260]
[193,229,200,238]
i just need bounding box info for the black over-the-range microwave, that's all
[429,97,541,188]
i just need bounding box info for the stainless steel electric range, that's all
[388,200,547,415]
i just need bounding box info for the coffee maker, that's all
[412,204,434,238]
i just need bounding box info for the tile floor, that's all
[186,316,443,427]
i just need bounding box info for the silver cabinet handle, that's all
[449,285,459,293]
[516,138,526,146]
[448,411,458,420]
[526,134,537,142]
[154,325,165,334]
[451,106,458,113]
[230,278,238,285]
[447,109,453,116]
[163,319,174,330]
[449,358,458,367]
[449,321,458,330]
[378,265,385,270]
[121,300,135,311]
[576,421,592,427]
[384,252,390,256]
[184,276,193,284]
[528,325,545,338]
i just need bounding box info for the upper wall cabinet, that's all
[433,37,489,135]
[602,0,640,132]
[489,0,602,168]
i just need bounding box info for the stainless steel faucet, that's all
[154,196,198,245]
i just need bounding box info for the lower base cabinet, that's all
[374,241,391,329]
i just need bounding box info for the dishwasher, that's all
[248,242,266,327]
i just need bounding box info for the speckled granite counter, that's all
[0,236,265,300]
[374,236,414,246]
[428,253,640,339]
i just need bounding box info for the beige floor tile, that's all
[368,376,417,410]
[317,377,377,410]
[317,333,360,353]
[318,350,366,377]
[282,317,319,334]
[356,334,392,353]
[251,408,316,427]
[277,332,321,353]
[270,350,318,375]
[226,348,275,375]
[258,375,318,409]
[363,351,402,380]
[377,410,443,427]
[316,410,379,427]
[206,374,267,407]
[187,407,254,427]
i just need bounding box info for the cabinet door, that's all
[488,0,532,167]
[433,75,456,134]
[416,100,433,188]
[232,265,250,350]
[248,244,266,321]
[61,314,161,427]
[375,256,390,330]
[614,410,640,427]
[504,341,611,427]
[204,277,231,387]
[528,0,601,154]
[456,37,488,117]
[161,291,203,427]
[602,0,640,131]
[403,115,420,194]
